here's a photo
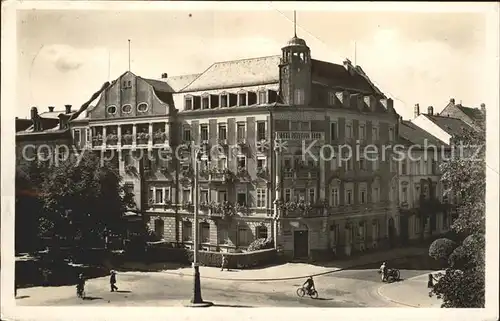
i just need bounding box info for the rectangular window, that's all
[328,91,336,105]
[402,187,408,202]
[220,94,228,108]
[257,158,265,170]
[183,128,191,142]
[73,129,81,146]
[200,190,209,204]
[155,189,163,204]
[185,97,193,110]
[372,127,379,142]
[257,122,266,141]
[330,122,337,140]
[238,93,247,106]
[285,189,292,202]
[308,188,315,203]
[237,192,247,206]
[359,125,365,140]
[372,158,379,171]
[331,188,339,207]
[345,158,353,171]
[423,160,428,175]
[300,121,310,131]
[258,91,267,104]
[237,156,246,169]
[86,128,90,144]
[183,221,192,242]
[202,96,209,109]
[218,190,227,202]
[218,124,227,140]
[201,223,210,243]
[237,122,246,140]
[218,157,227,170]
[200,125,208,141]
[401,162,407,175]
[238,227,251,246]
[183,189,191,203]
[256,189,266,208]
[360,189,366,204]
[294,89,305,105]
[389,127,394,142]
[359,158,366,171]
[346,124,352,139]
[346,189,353,205]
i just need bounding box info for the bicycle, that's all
[296,287,318,299]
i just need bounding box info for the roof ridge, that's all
[178,64,215,92]
[212,54,280,65]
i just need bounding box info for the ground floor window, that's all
[154,218,164,238]
[238,227,252,246]
[182,221,192,241]
[329,224,339,246]
[218,224,229,244]
[255,225,268,239]
[200,222,210,243]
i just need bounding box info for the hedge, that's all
[143,245,277,269]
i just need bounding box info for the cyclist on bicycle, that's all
[303,276,315,294]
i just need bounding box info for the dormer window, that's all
[201,95,210,109]
[185,96,193,110]
[220,93,228,108]
[258,90,267,105]
[238,92,247,106]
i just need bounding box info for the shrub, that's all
[247,238,274,252]
[429,238,458,261]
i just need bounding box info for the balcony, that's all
[276,131,325,141]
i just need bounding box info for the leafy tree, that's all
[430,118,485,308]
[429,238,458,261]
[16,151,135,251]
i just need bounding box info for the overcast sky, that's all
[16,5,493,119]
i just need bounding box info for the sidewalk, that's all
[377,272,444,308]
[159,247,428,281]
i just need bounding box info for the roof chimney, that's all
[450,98,455,104]
[161,73,168,79]
[30,106,38,119]
[480,103,486,114]
[30,107,40,131]
[343,59,355,75]
[414,104,420,118]
[65,104,72,114]
[48,106,55,112]
[428,106,434,116]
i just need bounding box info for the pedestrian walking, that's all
[221,254,228,271]
[110,270,118,292]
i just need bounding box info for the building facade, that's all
[57,35,403,260]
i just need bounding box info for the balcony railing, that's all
[276,131,325,141]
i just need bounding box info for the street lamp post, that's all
[189,149,212,307]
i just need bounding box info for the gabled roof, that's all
[142,78,175,93]
[311,59,382,95]
[400,120,446,147]
[181,55,281,92]
[426,115,473,135]
[456,105,483,120]
[158,74,200,92]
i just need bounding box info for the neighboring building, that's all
[396,120,452,245]
[74,33,401,260]
[439,98,485,129]
[410,104,477,145]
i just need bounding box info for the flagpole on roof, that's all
[128,39,131,72]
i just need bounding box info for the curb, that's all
[376,271,443,308]
[158,253,426,282]
[183,301,214,308]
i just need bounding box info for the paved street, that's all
[16,267,433,307]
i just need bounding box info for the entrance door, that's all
[294,230,309,259]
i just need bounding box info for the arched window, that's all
[154,218,164,239]
[255,225,268,239]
